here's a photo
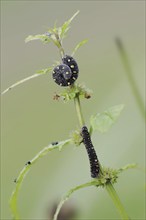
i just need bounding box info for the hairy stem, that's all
[115,38,145,120]
[73,92,130,220]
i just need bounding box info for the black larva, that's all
[62,55,79,85]
[52,55,79,87]
[52,64,72,87]
[81,126,100,178]
[62,55,79,75]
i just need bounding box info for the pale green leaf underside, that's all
[90,104,125,133]
[10,139,71,220]
[72,39,88,56]
[25,34,51,44]
[1,67,52,95]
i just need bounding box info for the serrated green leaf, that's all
[25,34,51,44]
[90,104,125,133]
[60,10,80,39]
[1,67,52,95]
[72,39,88,56]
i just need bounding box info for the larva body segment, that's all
[62,55,79,83]
[52,64,72,86]
[81,126,100,178]
[52,55,79,87]
[62,55,79,75]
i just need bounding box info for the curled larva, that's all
[52,64,72,87]
[52,59,79,87]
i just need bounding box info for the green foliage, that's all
[118,163,137,173]
[2,11,81,96]
[53,163,136,220]
[36,67,53,74]
[1,74,40,95]
[99,167,119,186]
[53,180,98,220]
[116,38,146,120]
[59,10,80,39]
[25,11,79,49]
[90,104,125,133]
[57,83,92,102]
[1,67,52,95]
[10,139,71,220]
[7,11,138,220]
[70,129,82,146]
[72,39,88,56]
[25,34,51,44]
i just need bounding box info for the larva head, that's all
[81,126,89,139]
[81,126,88,134]
[52,64,72,87]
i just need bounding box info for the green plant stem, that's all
[116,38,145,120]
[106,183,130,220]
[55,32,65,59]
[73,93,130,220]
[74,93,85,127]
[1,74,41,95]
[53,180,98,220]
[58,40,65,59]
[10,139,71,220]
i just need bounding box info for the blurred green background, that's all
[1,1,145,219]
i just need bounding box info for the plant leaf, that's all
[72,39,88,56]
[90,104,125,133]
[1,67,52,95]
[25,34,51,44]
[10,139,71,219]
[53,180,99,220]
[36,67,53,74]
[59,83,92,102]
[118,163,137,173]
[59,10,80,39]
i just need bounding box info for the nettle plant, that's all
[3,11,138,220]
